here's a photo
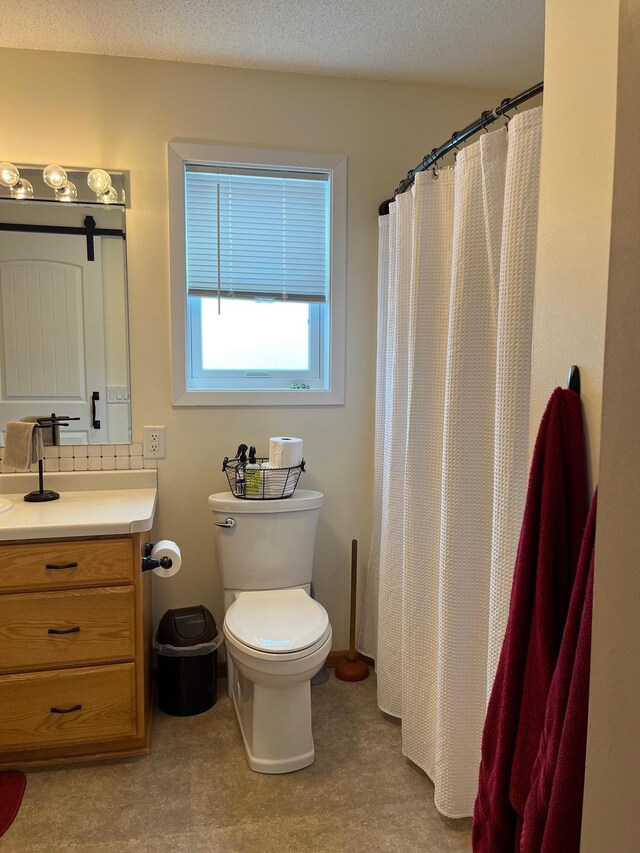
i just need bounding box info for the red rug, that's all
[0,771,26,839]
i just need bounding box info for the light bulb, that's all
[43,164,68,189]
[87,169,111,194]
[54,180,77,202]
[10,179,34,200]
[0,162,20,188]
[98,185,118,204]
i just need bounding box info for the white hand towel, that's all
[3,421,44,471]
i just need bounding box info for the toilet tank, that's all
[208,490,323,592]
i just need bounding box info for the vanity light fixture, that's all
[87,168,117,203]
[43,164,68,190]
[0,163,127,205]
[87,168,110,193]
[43,164,79,203]
[0,162,34,199]
[11,179,34,200]
[0,162,20,188]
[54,181,78,202]
[99,185,118,204]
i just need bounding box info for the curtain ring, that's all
[429,147,438,177]
[451,131,460,162]
[480,111,490,133]
[499,98,512,128]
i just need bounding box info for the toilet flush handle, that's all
[215,517,236,529]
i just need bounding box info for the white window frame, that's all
[168,142,347,406]
[188,299,325,390]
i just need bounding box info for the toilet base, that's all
[228,657,316,774]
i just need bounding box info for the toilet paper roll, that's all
[151,540,182,579]
[268,436,303,468]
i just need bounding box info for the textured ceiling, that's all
[0,0,544,89]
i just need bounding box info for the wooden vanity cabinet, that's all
[0,533,152,769]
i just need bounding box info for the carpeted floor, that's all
[2,671,472,852]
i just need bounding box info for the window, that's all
[169,143,346,406]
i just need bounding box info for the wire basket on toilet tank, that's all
[222,456,305,500]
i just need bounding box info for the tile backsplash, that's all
[0,443,156,474]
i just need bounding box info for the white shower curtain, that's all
[359,106,543,818]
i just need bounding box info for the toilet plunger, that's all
[335,539,369,682]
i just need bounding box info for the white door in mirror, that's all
[143,426,166,458]
[0,233,108,443]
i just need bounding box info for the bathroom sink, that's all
[0,498,13,514]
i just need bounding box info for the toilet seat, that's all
[224,589,329,656]
[224,623,332,664]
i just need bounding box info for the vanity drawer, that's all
[0,663,137,750]
[0,538,134,592]
[0,586,135,673]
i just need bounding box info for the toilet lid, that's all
[225,589,329,654]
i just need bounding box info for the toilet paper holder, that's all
[142,542,173,573]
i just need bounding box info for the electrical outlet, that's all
[144,426,166,459]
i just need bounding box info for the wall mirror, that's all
[0,164,131,444]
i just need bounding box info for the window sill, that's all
[172,388,345,407]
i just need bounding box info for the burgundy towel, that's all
[472,388,587,852]
[520,491,597,852]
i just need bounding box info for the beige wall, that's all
[581,2,640,849]
[536,1,640,848]
[529,0,618,485]
[0,47,501,646]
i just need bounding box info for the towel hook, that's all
[567,365,581,397]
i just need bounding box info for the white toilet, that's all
[208,489,331,774]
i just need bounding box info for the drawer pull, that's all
[47,626,81,635]
[45,562,79,570]
[50,704,82,714]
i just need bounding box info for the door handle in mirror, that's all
[91,391,101,429]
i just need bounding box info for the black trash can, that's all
[154,605,221,716]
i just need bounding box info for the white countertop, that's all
[0,470,157,541]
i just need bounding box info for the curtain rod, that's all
[378,80,543,216]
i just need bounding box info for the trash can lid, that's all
[157,605,217,647]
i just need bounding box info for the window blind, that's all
[185,166,329,303]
